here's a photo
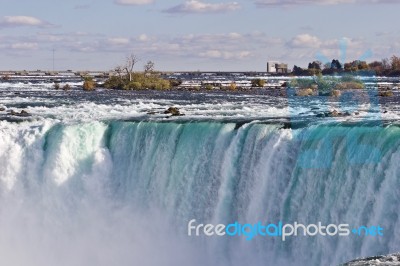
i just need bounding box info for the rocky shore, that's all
[342,253,400,265]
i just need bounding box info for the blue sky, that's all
[0,0,399,71]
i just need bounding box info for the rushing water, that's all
[0,77,400,266]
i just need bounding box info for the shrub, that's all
[124,81,142,90]
[83,77,96,91]
[379,90,394,97]
[104,76,125,90]
[170,79,182,87]
[314,76,339,93]
[251,78,265,87]
[204,84,213,90]
[290,78,314,89]
[62,84,71,90]
[160,79,171,90]
[330,90,342,97]
[84,83,94,89]
[104,72,172,91]
[54,82,60,90]
[296,88,314,96]
[335,81,364,90]
[154,83,163,90]
[340,75,359,82]
[291,75,364,94]
[191,86,201,91]
[142,78,170,90]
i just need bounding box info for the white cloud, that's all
[199,50,222,58]
[287,34,321,48]
[256,0,352,6]
[0,16,50,28]
[179,32,245,45]
[107,38,130,45]
[114,0,153,5]
[164,0,240,14]
[199,50,251,59]
[138,34,150,42]
[199,50,251,60]
[227,32,242,39]
[0,29,383,71]
[138,33,256,60]
[255,0,400,7]
[287,34,365,53]
[11,42,38,50]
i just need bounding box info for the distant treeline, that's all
[292,55,400,76]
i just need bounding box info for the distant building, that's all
[267,61,288,74]
[267,61,279,73]
[276,63,288,74]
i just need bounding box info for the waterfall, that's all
[0,120,399,266]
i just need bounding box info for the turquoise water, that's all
[1,120,399,265]
[1,76,400,265]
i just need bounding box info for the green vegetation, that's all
[104,55,172,90]
[379,90,394,97]
[292,55,400,76]
[314,76,341,93]
[334,81,364,90]
[204,84,213,90]
[104,72,171,90]
[251,78,266,87]
[103,76,124,90]
[169,79,182,87]
[291,75,365,96]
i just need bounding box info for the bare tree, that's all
[382,58,390,70]
[114,65,123,79]
[125,53,139,82]
[144,60,155,74]
[391,55,400,71]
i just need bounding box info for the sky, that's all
[0,0,399,71]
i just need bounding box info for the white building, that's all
[267,61,289,74]
[267,61,279,73]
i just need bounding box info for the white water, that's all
[1,79,398,123]
[1,79,400,266]
[1,120,399,266]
